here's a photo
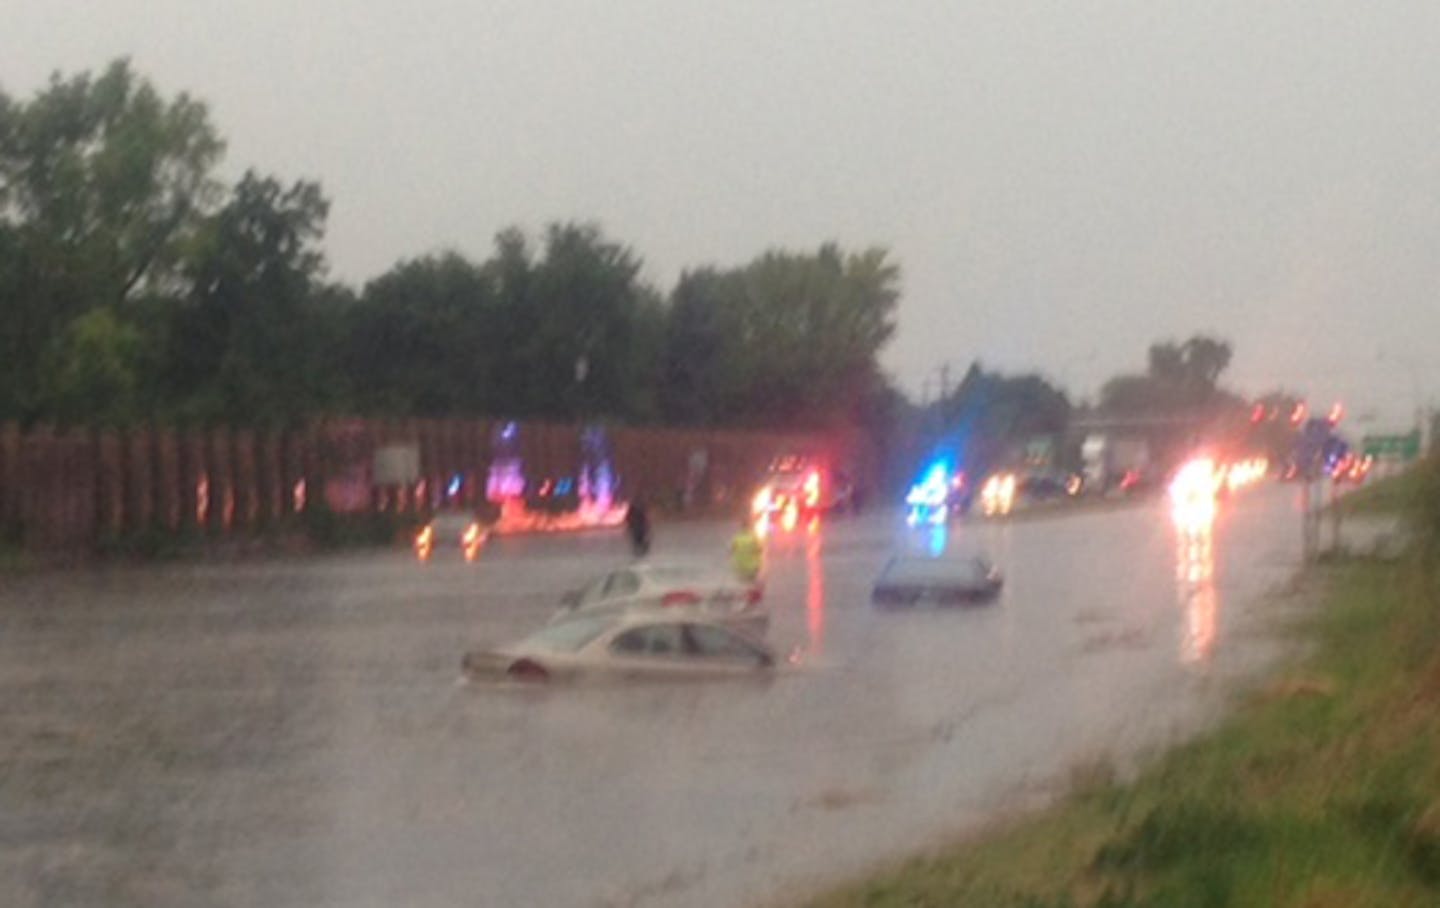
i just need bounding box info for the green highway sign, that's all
[1362,431,1421,460]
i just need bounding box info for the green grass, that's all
[1337,468,1428,516]
[804,559,1440,908]
[0,540,33,572]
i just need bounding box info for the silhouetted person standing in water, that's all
[625,493,651,557]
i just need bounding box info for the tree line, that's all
[911,334,1303,479]
[0,60,899,433]
[3,60,1301,491]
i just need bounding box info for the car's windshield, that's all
[642,565,708,582]
[518,616,613,653]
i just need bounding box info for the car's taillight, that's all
[508,659,550,682]
[804,471,821,507]
[661,590,702,608]
[744,586,763,606]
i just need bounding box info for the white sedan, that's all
[552,563,768,636]
[462,614,777,683]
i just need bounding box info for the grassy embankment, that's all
[807,463,1440,908]
[1337,466,1431,516]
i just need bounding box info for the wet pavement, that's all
[1,487,1312,907]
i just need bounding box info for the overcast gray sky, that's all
[5,1,1439,427]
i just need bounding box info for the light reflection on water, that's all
[805,518,825,658]
[1172,499,1219,665]
[926,521,947,556]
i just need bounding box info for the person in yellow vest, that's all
[730,517,764,582]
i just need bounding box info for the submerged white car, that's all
[553,563,767,635]
[462,614,777,683]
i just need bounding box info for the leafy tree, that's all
[160,171,336,424]
[658,244,900,428]
[0,59,222,421]
[1,60,907,444]
[930,363,1071,473]
[35,307,144,425]
[659,268,747,424]
[346,251,502,416]
[345,223,662,422]
[513,223,659,420]
[1102,335,1236,415]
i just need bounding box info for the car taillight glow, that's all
[804,471,821,508]
[745,586,763,606]
[508,659,550,682]
[661,590,702,608]
[780,503,799,532]
[752,487,772,515]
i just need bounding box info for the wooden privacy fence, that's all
[0,419,874,553]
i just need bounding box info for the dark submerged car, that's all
[871,555,1003,607]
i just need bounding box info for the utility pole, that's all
[1302,474,1322,563]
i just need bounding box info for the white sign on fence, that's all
[373,444,421,485]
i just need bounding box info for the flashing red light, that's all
[1250,404,1265,423]
[1328,402,1344,424]
[1289,402,1307,425]
[661,590,702,608]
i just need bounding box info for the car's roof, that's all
[514,612,772,659]
[628,562,732,581]
[541,610,744,636]
[880,555,992,583]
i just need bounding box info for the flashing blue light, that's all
[446,474,464,498]
[906,459,956,528]
[905,460,951,508]
[500,421,518,441]
[556,478,574,495]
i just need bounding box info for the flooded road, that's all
[1,488,1307,907]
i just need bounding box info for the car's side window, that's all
[609,624,686,656]
[644,624,685,655]
[611,629,648,654]
[686,624,763,661]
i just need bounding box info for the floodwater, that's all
[1,488,1312,907]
